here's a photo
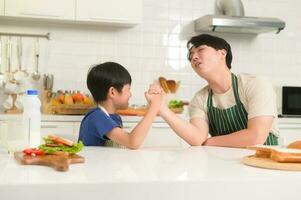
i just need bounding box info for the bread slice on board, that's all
[287,140,301,149]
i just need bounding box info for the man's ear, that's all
[220,49,227,58]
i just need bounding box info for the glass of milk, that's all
[6,117,29,153]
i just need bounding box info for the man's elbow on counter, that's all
[249,132,270,146]
[187,138,206,146]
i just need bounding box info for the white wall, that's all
[0,0,301,111]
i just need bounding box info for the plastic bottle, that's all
[23,89,41,148]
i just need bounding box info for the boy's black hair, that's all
[87,62,132,102]
[187,34,232,69]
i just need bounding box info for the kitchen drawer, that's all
[41,121,76,142]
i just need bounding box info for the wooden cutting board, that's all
[14,152,85,172]
[243,155,301,171]
[116,107,183,116]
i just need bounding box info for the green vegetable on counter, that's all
[168,100,184,108]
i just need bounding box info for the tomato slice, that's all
[22,148,44,156]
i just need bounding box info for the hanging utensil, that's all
[14,37,27,84]
[0,36,4,88]
[31,38,40,81]
[6,36,13,83]
[49,74,54,92]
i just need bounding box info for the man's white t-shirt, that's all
[188,73,279,136]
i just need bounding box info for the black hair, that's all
[87,62,132,102]
[187,34,232,69]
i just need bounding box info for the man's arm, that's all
[204,116,274,148]
[159,106,208,146]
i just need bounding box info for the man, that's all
[150,34,279,147]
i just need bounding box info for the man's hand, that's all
[146,84,169,113]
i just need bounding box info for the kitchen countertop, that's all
[0,113,300,124]
[0,113,187,123]
[0,146,301,200]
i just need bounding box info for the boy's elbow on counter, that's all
[127,140,142,150]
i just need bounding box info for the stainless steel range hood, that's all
[194,0,286,34]
[194,15,286,34]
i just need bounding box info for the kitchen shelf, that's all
[0,31,50,39]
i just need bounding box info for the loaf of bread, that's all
[287,140,301,149]
[166,80,176,93]
[158,77,170,93]
[158,77,180,93]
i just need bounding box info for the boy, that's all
[78,62,163,149]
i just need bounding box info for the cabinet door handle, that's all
[279,125,301,129]
[122,126,132,129]
[20,12,60,18]
[151,126,168,129]
[41,125,58,129]
[90,17,130,22]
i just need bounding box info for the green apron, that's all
[207,73,278,145]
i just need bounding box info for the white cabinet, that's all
[41,121,76,142]
[1,0,142,26]
[76,0,142,26]
[123,122,186,147]
[5,0,75,20]
[278,118,301,145]
[279,122,301,145]
[0,0,4,15]
[0,120,7,147]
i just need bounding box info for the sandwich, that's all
[38,134,84,155]
[247,144,301,163]
[246,145,279,158]
[270,148,301,163]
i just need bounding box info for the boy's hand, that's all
[148,84,163,95]
[145,84,168,112]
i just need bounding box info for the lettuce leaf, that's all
[39,141,84,154]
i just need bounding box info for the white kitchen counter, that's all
[0,146,301,200]
[0,113,299,123]
[0,113,175,123]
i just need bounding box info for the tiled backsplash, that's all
[1,0,301,111]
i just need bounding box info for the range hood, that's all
[194,0,286,34]
[195,15,286,34]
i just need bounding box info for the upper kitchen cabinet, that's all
[4,0,75,20]
[76,0,142,26]
[0,0,4,15]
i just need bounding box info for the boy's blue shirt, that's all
[78,107,122,146]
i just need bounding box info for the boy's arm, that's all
[106,93,162,149]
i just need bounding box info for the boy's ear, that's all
[108,86,116,98]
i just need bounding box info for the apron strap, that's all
[231,73,243,106]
